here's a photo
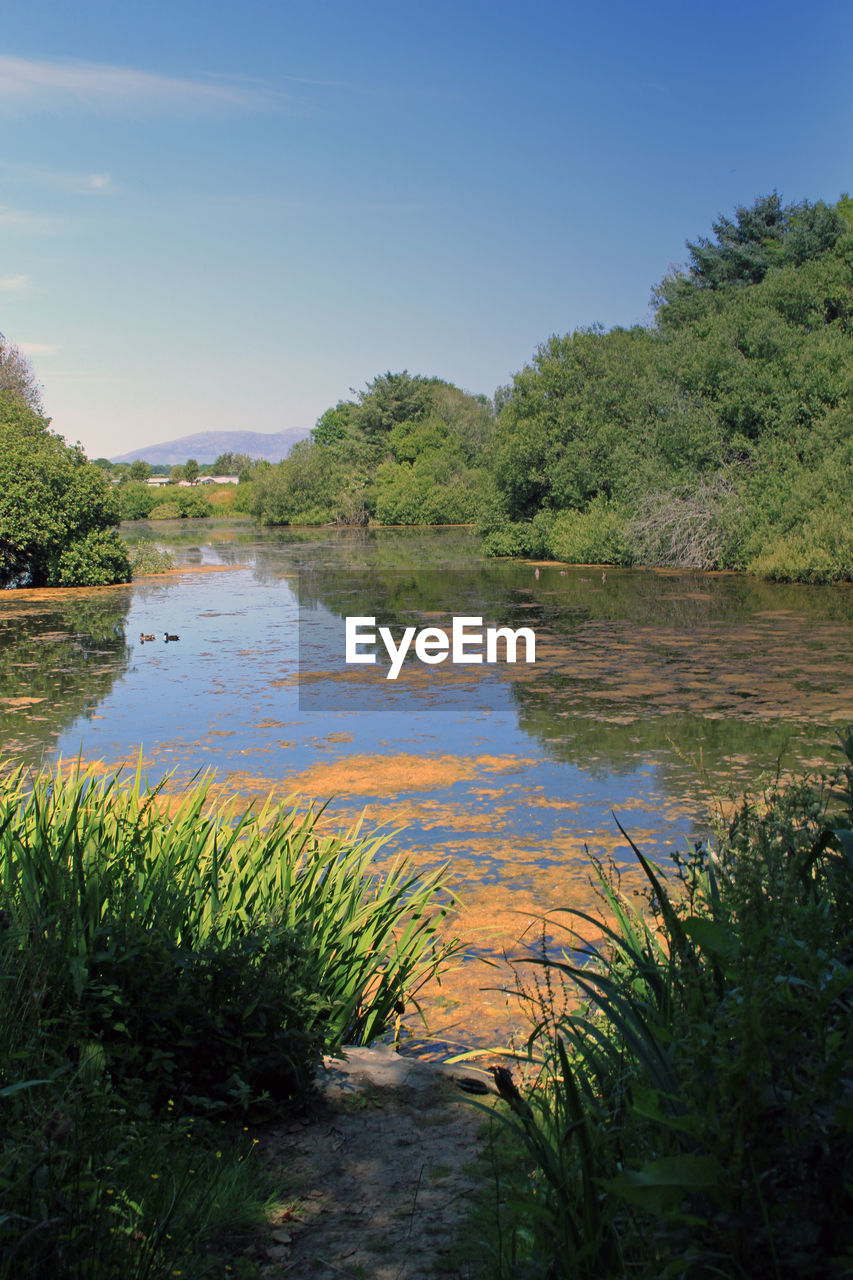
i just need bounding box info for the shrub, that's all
[547,497,632,565]
[117,480,158,520]
[493,743,853,1279]
[55,528,132,586]
[625,476,735,569]
[148,501,181,520]
[177,491,212,518]
[0,762,460,1109]
[480,520,540,556]
[129,542,173,575]
[747,504,853,583]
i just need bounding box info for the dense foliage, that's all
[0,390,130,587]
[4,191,850,583]
[490,741,853,1278]
[0,763,458,1275]
[482,192,853,581]
[253,371,494,526]
[250,193,851,582]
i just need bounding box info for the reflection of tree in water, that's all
[0,588,132,765]
[510,684,832,795]
[271,534,851,789]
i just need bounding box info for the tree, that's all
[652,194,848,329]
[0,393,130,587]
[0,334,43,413]
[184,458,200,485]
[211,450,254,476]
[128,459,151,482]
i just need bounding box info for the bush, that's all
[177,491,212,518]
[55,528,131,586]
[0,393,124,587]
[495,743,853,1279]
[480,520,540,556]
[0,761,461,1273]
[129,542,173,575]
[0,762,460,1109]
[87,922,325,1109]
[148,501,181,520]
[747,504,853,583]
[624,477,737,569]
[547,497,632,565]
[117,480,158,520]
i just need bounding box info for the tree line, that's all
[2,190,851,586]
[0,344,130,588]
[252,191,853,583]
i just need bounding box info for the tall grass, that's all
[486,738,853,1279]
[0,759,461,1275]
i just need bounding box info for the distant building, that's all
[199,475,240,485]
[145,476,171,487]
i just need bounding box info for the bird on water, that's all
[140,633,155,643]
[164,632,180,642]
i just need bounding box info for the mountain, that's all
[109,427,309,466]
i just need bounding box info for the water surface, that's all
[3,522,851,1044]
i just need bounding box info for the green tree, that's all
[184,458,200,485]
[484,192,853,580]
[117,481,157,521]
[211,450,254,476]
[0,394,130,587]
[128,459,151,482]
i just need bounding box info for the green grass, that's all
[480,736,853,1279]
[0,759,462,1275]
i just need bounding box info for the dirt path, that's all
[254,1045,501,1280]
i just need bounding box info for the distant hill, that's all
[110,427,309,466]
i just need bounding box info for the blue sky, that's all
[0,0,850,460]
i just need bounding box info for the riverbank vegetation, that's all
[251,191,852,583]
[0,762,458,1276]
[3,191,850,586]
[0,383,131,589]
[483,738,853,1278]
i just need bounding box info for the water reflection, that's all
[3,522,853,1042]
[0,586,132,763]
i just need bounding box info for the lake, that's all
[3,520,852,1046]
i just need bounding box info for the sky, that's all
[0,0,850,461]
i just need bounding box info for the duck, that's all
[140,632,155,643]
[164,632,180,642]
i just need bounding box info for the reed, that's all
[0,758,459,1053]
[0,759,461,1275]
[482,739,853,1279]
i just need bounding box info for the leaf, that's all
[607,1154,723,1213]
[682,916,738,966]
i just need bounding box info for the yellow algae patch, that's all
[2,695,45,708]
[407,859,655,1049]
[137,563,248,579]
[224,752,539,801]
[54,753,157,780]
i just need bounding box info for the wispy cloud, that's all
[0,55,286,114]
[18,341,60,356]
[0,274,31,292]
[0,205,60,234]
[0,161,117,196]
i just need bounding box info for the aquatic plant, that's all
[0,759,460,1273]
[484,739,853,1278]
[129,542,174,575]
